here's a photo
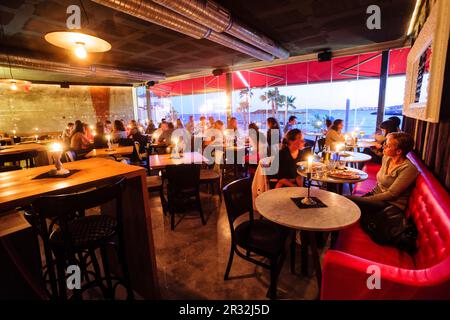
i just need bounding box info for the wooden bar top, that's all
[0,143,48,156]
[85,146,134,158]
[0,158,145,212]
[149,151,207,169]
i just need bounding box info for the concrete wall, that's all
[0,84,135,134]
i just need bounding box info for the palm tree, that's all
[283,95,297,126]
[238,88,253,127]
[260,87,284,118]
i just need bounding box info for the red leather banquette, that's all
[321,153,450,299]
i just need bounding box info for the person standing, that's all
[283,115,297,135]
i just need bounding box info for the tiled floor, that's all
[148,188,323,300]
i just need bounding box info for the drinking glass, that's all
[315,166,324,179]
[326,159,336,171]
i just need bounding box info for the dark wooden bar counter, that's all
[0,158,160,299]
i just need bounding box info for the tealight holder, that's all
[49,148,69,176]
[301,172,317,205]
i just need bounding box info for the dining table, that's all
[148,151,208,170]
[254,187,361,295]
[0,142,52,166]
[85,146,134,158]
[0,158,160,299]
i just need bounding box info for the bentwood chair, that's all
[23,178,133,300]
[164,164,204,230]
[222,177,291,299]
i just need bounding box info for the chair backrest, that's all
[64,150,76,162]
[222,177,254,227]
[165,164,200,193]
[118,138,134,146]
[317,138,326,153]
[27,177,127,249]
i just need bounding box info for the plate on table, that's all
[327,169,361,180]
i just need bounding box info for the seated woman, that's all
[267,117,281,157]
[325,119,345,151]
[366,119,398,164]
[70,121,92,157]
[275,129,310,188]
[112,120,128,143]
[347,132,418,215]
[93,122,108,148]
[247,122,267,165]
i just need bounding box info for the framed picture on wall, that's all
[403,0,450,123]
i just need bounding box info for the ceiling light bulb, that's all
[10,82,18,91]
[74,42,87,59]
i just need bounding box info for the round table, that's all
[297,166,368,184]
[255,187,361,290]
[255,187,361,292]
[298,165,368,194]
[346,140,377,150]
[337,151,371,163]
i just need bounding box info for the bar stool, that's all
[23,177,133,300]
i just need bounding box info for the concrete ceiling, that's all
[0,0,415,84]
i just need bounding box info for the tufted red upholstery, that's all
[352,162,381,196]
[321,153,450,299]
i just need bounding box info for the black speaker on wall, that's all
[318,50,332,62]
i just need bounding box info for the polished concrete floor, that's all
[148,188,323,300]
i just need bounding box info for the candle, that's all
[48,142,69,175]
[34,135,38,141]
[106,134,111,148]
[307,155,313,173]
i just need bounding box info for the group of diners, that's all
[63,119,149,158]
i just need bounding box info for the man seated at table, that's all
[274,129,310,188]
[93,122,108,148]
[157,122,172,145]
[225,117,240,138]
[194,116,207,136]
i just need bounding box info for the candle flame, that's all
[50,142,62,152]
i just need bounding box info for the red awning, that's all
[152,47,409,97]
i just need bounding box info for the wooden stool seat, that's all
[146,175,163,189]
[200,169,220,181]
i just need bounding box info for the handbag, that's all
[360,205,418,255]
